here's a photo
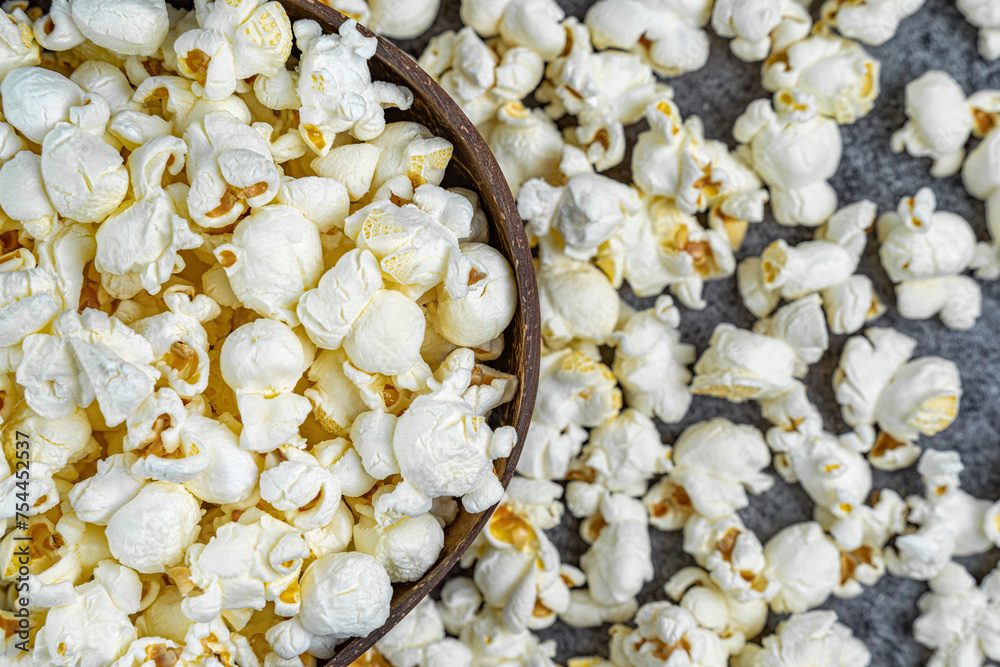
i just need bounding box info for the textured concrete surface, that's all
[395,1,1000,664]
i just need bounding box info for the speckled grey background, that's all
[396,1,1000,664]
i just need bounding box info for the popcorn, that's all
[958,0,1000,60]
[261,448,342,531]
[762,35,880,124]
[912,561,1000,666]
[733,92,842,226]
[891,71,1000,177]
[106,481,203,574]
[94,137,202,299]
[608,600,728,666]
[354,509,444,583]
[520,173,640,261]
[296,551,392,639]
[885,450,993,581]
[1,66,85,144]
[433,243,517,349]
[585,0,713,77]
[834,327,961,453]
[294,19,413,153]
[668,418,773,520]
[484,101,565,197]
[378,348,517,519]
[461,0,567,61]
[816,0,925,46]
[17,309,158,426]
[130,287,219,397]
[665,567,769,656]
[681,516,776,604]
[32,567,139,666]
[578,494,653,607]
[0,6,40,81]
[735,610,871,666]
[220,319,313,452]
[344,190,475,301]
[598,195,736,309]
[877,188,981,329]
[763,522,841,613]
[609,295,694,424]
[184,110,282,229]
[214,204,323,325]
[367,0,440,39]
[459,608,560,666]
[691,322,799,403]
[711,0,812,62]
[182,511,310,621]
[565,409,671,518]
[536,238,620,348]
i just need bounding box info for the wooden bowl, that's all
[28,0,539,655]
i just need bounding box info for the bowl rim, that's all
[276,1,541,663]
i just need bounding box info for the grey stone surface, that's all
[394,1,1000,664]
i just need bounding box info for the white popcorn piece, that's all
[70,0,168,56]
[172,0,292,101]
[296,247,384,350]
[32,571,139,666]
[131,287,219,397]
[261,449,343,531]
[95,137,202,299]
[366,0,440,39]
[1,66,85,144]
[220,319,313,452]
[376,597,464,667]
[610,295,695,425]
[69,60,139,115]
[214,205,323,325]
[68,453,147,525]
[380,348,516,519]
[912,561,1000,666]
[354,508,444,583]
[484,102,565,198]
[185,110,282,228]
[598,194,736,309]
[762,36,880,124]
[0,6,40,81]
[536,239,620,348]
[691,322,800,403]
[753,294,830,376]
[179,412,259,505]
[519,172,641,261]
[711,0,812,62]
[815,0,924,46]
[295,19,413,154]
[585,0,712,77]
[958,0,1000,60]
[682,515,771,599]
[344,191,475,301]
[665,567,769,656]
[0,151,59,242]
[433,243,516,349]
[311,143,382,202]
[517,420,590,482]
[459,0,567,60]
[763,521,841,613]
[17,309,158,426]
[296,550,391,639]
[757,237,859,304]
[734,91,842,226]
[564,409,670,519]
[669,418,773,520]
[531,344,621,433]
[106,481,203,573]
[608,600,728,667]
[834,327,961,448]
[736,610,871,666]
[891,71,1000,177]
[367,122,453,196]
[183,512,310,621]
[877,188,980,329]
[460,608,559,666]
[579,494,653,607]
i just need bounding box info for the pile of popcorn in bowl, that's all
[3,0,1000,665]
